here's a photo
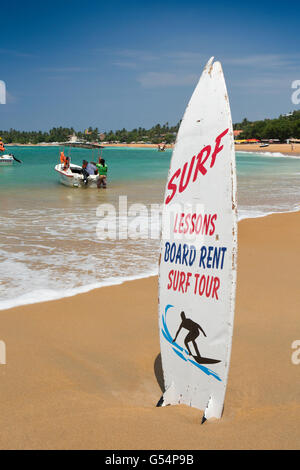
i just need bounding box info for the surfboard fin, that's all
[202,395,223,422]
[202,395,213,423]
[156,396,164,407]
[156,382,176,407]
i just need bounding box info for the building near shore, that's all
[234,130,243,139]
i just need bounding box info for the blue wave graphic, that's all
[172,348,187,361]
[161,304,221,382]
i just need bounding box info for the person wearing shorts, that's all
[96,158,108,188]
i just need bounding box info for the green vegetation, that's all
[234,111,300,142]
[1,111,300,144]
[0,122,180,145]
[105,122,179,144]
[0,127,75,145]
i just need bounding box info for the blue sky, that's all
[1,0,300,131]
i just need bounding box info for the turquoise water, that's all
[2,145,300,217]
[237,151,300,217]
[1,146,300,310]
[0,146,173,187]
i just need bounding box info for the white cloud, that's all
[112,61,137,69]
[6,91,17,103]
[165,51,204,65]
[0,48,35,58]
[231,75,296,95]
[40,67,93,73]
[223,54,300,69]
[115,49,158,62]
[137,72,198,88]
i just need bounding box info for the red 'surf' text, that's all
[165,128,229,205]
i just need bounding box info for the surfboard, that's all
[192,357,221,365]
[158,57,237,421]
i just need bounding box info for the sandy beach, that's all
[102,143,174,149]
[0,211,299,449]
[5,142,174,149]
[235,143,300,156]
[6,142,300,156]
[103,142,300,156]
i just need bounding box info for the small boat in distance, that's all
[0,154,14,165]
[0,154,22,165]
[158,142,166,152]
[54,142,104,188]
[0,138,22,165]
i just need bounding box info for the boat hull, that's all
[55,164,99,188]
[0,155,14,165]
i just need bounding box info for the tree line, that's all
[0,122,180,145]
[105,122,179,144]
[1,111,300,144]
[233,110,300,142]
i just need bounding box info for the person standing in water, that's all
[172,311,206,358]
[96,158,108,188]
[63,156,70,171]
[60,150,66,165]
[82,160,90,185]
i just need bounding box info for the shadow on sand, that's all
[154,353,165,393]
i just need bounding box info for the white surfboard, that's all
[158,57,237,421]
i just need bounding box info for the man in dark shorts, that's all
[82,160,89,185]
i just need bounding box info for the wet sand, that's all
[0,212,299,449]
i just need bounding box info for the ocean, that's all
[1,145,300,310]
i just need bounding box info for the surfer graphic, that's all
[172,311,206,358]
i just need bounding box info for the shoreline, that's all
[0,211,299,449]
[5,142,174,149]
[234,142,300,156]
[0,270,158,312]
[1,207,300,313]
[5,142,300,156]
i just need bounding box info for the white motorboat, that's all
[0,154,14,165]
[0,139,22,165]
[54,142,104,188]
[54,162,99,188]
